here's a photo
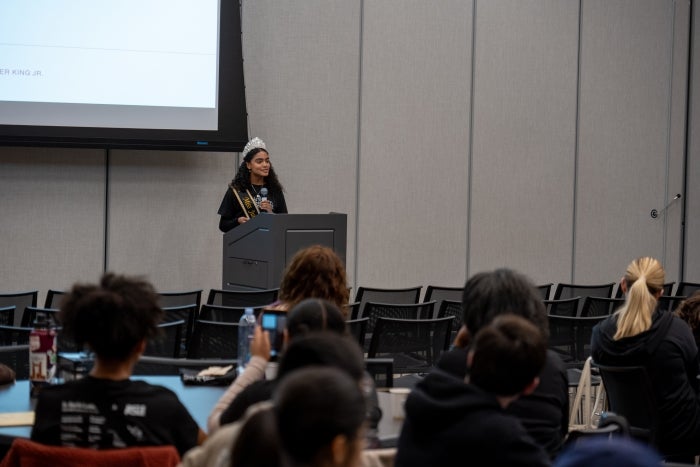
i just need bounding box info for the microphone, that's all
[650,193,681,219]
[260,187,268,203]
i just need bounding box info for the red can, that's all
[29,324,57,398]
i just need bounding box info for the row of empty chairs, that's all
[538,281,700,301]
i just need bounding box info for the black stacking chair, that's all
[537,283,553,300]
[199,304,265,323]
[658,295,686,314]
[0,306,15,327]
[676,282,700,297]
[580,297,624,317]
[423,285,463,312]
[361,301,437,336]
[346,318,369,349]
[158,289,202,310]
[20,306,60,328]
[187,320,238,359]
[367,317,452,375]
[0,325,32,346]
[0,291,37,327]
[554,283,615,315]
[354,286,422,319]
[436,299,463,341]
[161,304,199,356]
[44,290,67,309]
[145,320,185,358]
[206,288,279,307]
[545,297,581,317]
[547,315,607,368]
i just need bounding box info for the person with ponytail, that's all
[591,257,700,458]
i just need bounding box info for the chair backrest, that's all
[0,325,32,346]
[596,363,658,445]
[0,306,15,327]
[676,282,700,297]
[658,295,686,314]
[0,291,37,327]
[580,297,624,317]
[367,316,452,375]
[616,281,676,298]
[187,319,239,359]
[1,437,180,467]
[423,285,463,305]
[158,289,202,310]
[44,289,67,309]
[198,304,265,323]
[354,286,422,318]
[362,301,437,336]
[133,355,238,376]
[436,299,463,341]
[544,297,581,317]
[206,288,279,307]
[555,283,615,315]
[145,320,185,358]
[547,315,607,366]
[344,302,361,320]
[346,317,369,348]
[21,306,60,328]
[537,283,553,300]
[0,344,30,379]
[161,304,199,355]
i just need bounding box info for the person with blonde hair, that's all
[591,257,700,458]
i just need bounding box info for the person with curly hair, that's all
[270,245,350,312]
[217,136,287,233]
[675,291,700,347]
[31,273,206,456]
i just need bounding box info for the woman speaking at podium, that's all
[218,137,287,233]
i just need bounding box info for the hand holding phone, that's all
[250,324,271,361]
[260,311,287,359]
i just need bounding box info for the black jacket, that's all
[591,310,700,455]
[394,369,550,467]
[437,348,568,456]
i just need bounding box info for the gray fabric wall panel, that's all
[107,150,231,292]
[469,0,579,284]
[357,0,472,288]
[686,1,700,282]
[0,148,105,305]
[576,0,680,283]
[241,0,361,285]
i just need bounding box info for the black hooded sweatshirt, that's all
[591,310,700,455]
[394,369,550,467]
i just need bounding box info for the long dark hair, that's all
[231,148,284,196]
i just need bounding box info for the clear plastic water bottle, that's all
[237,308,256,374]
[29,314,57,398]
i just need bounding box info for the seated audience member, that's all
[591,257,700,459]
[395,315,550,467]
[180,333,370,467]
[437,268,569,456]
[31,273,205,457]
[266,245,350,312]
[207,298,354,432]
[675,291,700,347]
[554,436,662,467]
[231,367,367,467]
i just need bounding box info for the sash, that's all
[230,184,260,220]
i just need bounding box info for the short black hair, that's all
[286,298,348,339]
[59,273,163,361]
[462,268,548,339]
[276,332,365,384]
[469,314,547,396]
[274,367,366,464]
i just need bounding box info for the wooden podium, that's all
[222,213,347,291]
